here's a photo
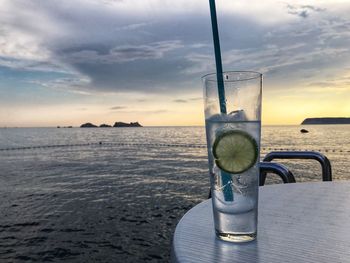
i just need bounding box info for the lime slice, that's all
[213,130,258,174]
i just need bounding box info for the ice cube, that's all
[206,110,248,122]
[228,109,247,120]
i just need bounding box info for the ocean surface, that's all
[0,125,349,262]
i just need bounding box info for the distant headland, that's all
[80,122,142,128]
[301,118,350,125]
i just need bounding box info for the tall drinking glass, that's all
[202,71,262,242]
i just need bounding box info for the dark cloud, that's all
[173,99,187,103]
[1,0,271,94]
[301,5,326,12]
[74,56,196,93]
[63,41,184,64]
[286,4,326,19]
[299,10,309,18]
[1,0,350,97]
[110,106,127,110]
[172,98,201,103]
[287,6,309,19]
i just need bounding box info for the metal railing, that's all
[261,151,332,185]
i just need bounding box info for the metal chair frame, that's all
[261,151,332,186]
[259,162,296,186]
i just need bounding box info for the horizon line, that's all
[0,124,319,128]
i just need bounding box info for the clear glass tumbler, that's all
[202,71,262,242]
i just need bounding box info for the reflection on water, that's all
[0,126,349,262]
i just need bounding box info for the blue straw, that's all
[209,0,233,201]
[209,0,227,114]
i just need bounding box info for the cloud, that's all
[110,106,127,110]
[308,74,350,89]
[308,81,337,88]
[1,0,350,97]
[301,5,326,12]
[64,41,184,64]
[95,0,124,6]
[173,99,187,103]
[29,77,92,95]
[172,98,202,103]
[0,57,68,73]
[286,4,326,19]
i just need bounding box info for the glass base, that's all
[216,231,256,243]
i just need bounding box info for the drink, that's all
[206,117,260,241]
[202,71,262,242]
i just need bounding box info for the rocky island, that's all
[80,122,142,128]
[113,122,142,127]
[80,122,98,128]
[301,117,350,125]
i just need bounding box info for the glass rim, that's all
[201,71,262,82]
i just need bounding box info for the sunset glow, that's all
[0,0,350,126]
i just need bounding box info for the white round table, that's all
[172,181,350,263]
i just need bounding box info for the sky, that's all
[0,0,350,127]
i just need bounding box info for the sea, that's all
[0,125,349,262]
